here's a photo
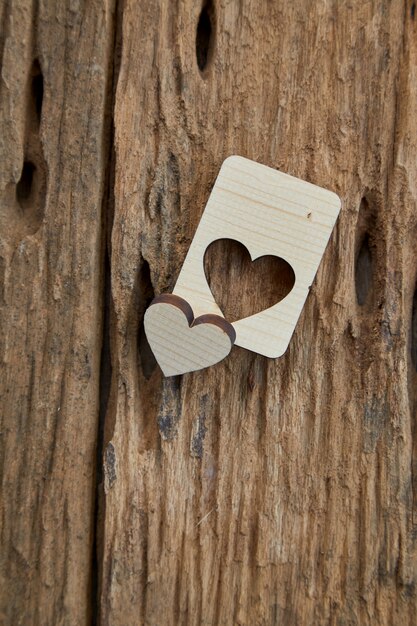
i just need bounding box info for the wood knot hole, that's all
[196,0,214,72]
[16,161,36,209]
[31,59,44,124]
[355,197,376,307]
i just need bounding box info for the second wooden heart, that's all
[144,295,236,377]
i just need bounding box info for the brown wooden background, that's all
[1,1,417,624]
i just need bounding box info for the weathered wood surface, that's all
[0,1,115,624]
[103,1,417,624]
[1,1,417,625]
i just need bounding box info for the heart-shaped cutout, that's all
[144,294,236,376]
[204,239,295,322]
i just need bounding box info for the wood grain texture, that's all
[101,1,417,625]
[144,294,235,376]
[204,238,297,323]
[173,155,341,357]
[0,1,115,624]
[1,1,417,625]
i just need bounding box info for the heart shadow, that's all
[204,238,295,322]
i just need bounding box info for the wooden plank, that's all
[2,0,417,624]
[0,1,115,624]
[102,1,417,624]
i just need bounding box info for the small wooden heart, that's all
[144,294,236,376]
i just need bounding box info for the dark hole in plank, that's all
[31,59,44,123]
[16,161,36,208]
[196,0,214,72]
[138,259,157,379]
[355,233,373,306]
